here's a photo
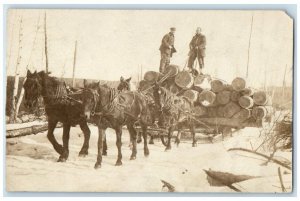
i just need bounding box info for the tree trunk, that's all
[9,17,23,123]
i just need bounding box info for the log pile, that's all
[138,65,272,125]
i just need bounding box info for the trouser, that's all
[188,50,204,70]
[159,51,171,73]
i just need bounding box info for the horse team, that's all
[23,70,197,169]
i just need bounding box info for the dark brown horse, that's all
[82,83,155,169]
[117,76,132,92]
[23,70,91,162]
[152,84,197,150]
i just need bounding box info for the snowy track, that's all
[6,125,292,192]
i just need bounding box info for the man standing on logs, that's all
[159,27,177,73]
[187,27,206,72]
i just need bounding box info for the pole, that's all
[72,41,78,87]
[282,64,287,103]
[44,12,49,73]
[246,13,254,78]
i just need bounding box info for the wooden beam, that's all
[72,40,78,87]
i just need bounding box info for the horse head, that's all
[23,70,44,110]
[117,76,132,92]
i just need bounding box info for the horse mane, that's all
[37,71,69,104]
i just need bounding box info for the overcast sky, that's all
[6,9,293,88]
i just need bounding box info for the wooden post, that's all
[44,12,49,73]
[9,16,23,123]
[72,41,78,87]
[246,13,254,78]
[282,64,287,102]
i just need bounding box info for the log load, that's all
[198,90,216,106]
[231,77,246,91]
[241,88,254,96]
[175,71,194,89]
[252,106,272,120]
[169,83,181,94]
[194,74,205,87]
[230,91,241,102]
[138,80,153,93]
[182,90,199,102]
[211,79,224,93]
[194,106,208,117]
[223,102,241,118]
[216,90,231,105]
[144,71,161,83]
[207,107,218,117]
[163,64,179,77]
[238,96,254,109]
[217,106,225,117]
[253,91,269,105]
[233,109,251,121]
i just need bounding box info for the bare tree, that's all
[14,14,41,120]
[9,16,23,123]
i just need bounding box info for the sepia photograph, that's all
[5,8,293,193]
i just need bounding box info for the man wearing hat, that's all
[159,27,177,73]
[188,27,206,72]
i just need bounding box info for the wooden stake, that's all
[72,40,78,87]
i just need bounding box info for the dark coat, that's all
[189,33,206,57]
[189,33,206,49]
[159,32,176,55]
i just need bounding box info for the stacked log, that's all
[198,90,216,107]
[138,67,272,125]
[183,90,199,102]
[238,96,254,109]
[216,90,231,105]
[211,79,225,93]
[175,71,194,89]
[232,77,246,91]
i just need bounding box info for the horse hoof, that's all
[165,147,171,151]
[78,151,88,157]
[137,139,142,144]
[115,161,123,166]
[94,163,101,169]
[149,141,154,145]
[57,157,67,162]
[130,156,136,160]
[102,152,107,156]
[144,150,150,157]
[192,143,197,147]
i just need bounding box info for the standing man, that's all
[188,27,206,72]
[159,27,177,73]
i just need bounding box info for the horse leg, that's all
[175,130,182,147]
[165,126,174,151]
[95,127,105,169]
[190,122,197,147]
[149,134,154,144]
[137,131,142,143]
[58,123,71,162]
[47,119,63,156]
[127,123,137,160]
[142,124,149,157]
[115,126,123,166]
[102,132,108,156]
[78,122,90,157]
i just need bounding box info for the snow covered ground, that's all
[5,124,292,193]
